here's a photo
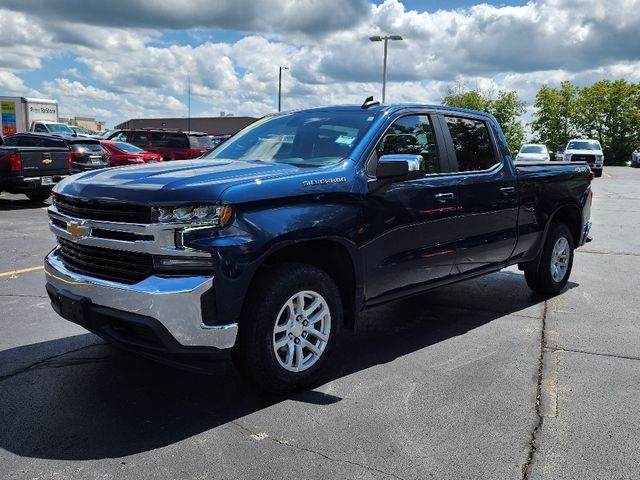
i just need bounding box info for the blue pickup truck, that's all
[44,103,593,393]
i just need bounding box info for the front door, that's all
[362,113,461,302]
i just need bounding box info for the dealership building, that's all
[114,116,257,135]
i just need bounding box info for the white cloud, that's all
[1,0,640,125]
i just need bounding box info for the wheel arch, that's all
[247,238,362,330]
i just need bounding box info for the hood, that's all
[516,152,549,161]
[53,159,306,204]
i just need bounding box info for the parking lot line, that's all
[0,266,44,278]
[603,172,612,178]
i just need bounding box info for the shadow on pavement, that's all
[0,270,577,460]
[0,196,50,211]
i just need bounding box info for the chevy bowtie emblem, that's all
[66,221,90,239]
[42,158,52,165]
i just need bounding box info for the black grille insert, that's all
[57,237,153,284]
[571,154,595,163]
[54,195,152,223]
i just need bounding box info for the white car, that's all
[515,144,551,162]
[562,139,604,177]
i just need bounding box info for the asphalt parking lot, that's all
[1,166,638,480]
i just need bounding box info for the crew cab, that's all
[44,103,593,393]
[0,134,70,202]
[561,139,604,177]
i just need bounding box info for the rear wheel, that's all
[525,223,574,295]
[232,263,342,394]
[593,168,603,177]
[25,190,51,203]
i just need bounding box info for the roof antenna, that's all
[361,96,380,109]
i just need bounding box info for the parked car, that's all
[31,121,75,135]
[209,134,231,149]
[560,139,604,177]
[631,148,640,167]
[515,144,551,162]
[4,132,109,173]
[45,103,593,394]
[0,134,70,202]
[68,126,95,138]
[100,140,162,167]
[107,129,213,160]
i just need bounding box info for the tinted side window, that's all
[110,132,128,142]
[376,115,438,174]
[43,138,64,148]
[444,116,497,172]
[3,136,19,146]
[33,124,47,133]
[18,136,45,147]
[129,132,149,147]
[155,132,189,148]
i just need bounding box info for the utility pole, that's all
[278,66,289,112]
[369,35,403,103]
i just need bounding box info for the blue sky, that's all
[1,0,638,129]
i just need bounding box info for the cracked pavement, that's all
[0,166,638,479]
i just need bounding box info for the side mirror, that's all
[376,154,423,180]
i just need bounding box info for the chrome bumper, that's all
[44,248,237,349]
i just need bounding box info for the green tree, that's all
[442,84,526,154]
[531,81,579,153]
[574,79,640,165]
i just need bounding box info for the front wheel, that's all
[232,263,342,394]
[593,168,603,177]
[525,223,574,295]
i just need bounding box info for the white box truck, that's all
[0,97,59,136]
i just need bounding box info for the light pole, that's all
[369,35,403,103]
[278,66,289,112]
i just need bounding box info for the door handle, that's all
[500,186,516,196]
[434,192,455,203]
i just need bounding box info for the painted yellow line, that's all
[0,265,45,278]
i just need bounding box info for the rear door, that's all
[437,113,518,275]
[7,135,69,176]
[363,113,461,302]
[152,132,190,160]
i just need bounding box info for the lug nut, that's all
[303,320,308,326]
[294,338,300,344]
[296,315,302,321]
[288,333,293,338]
[302,332,307,338]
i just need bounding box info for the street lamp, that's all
[369,34,403,103]
[278,66,289,112]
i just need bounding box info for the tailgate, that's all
[18,148,69,176]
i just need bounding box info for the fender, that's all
[518,202,583,272]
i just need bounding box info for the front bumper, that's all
[45,248,238,352]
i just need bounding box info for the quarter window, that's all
[375,115,438,174]
[444,116,497,172]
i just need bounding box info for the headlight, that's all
[153,255,215,270]
[152,204,233,225]
[596,155,603,162]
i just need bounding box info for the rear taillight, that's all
[67,151,74,170]
[9,153,22,173]
[589,171,596,181]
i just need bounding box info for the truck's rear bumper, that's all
[44,248,238,353]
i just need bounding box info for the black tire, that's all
[593,169,603,177]
[525,223,574,295]
[25,190,51,203]
[232,263,343,394]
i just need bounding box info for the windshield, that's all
[48,123,74,134]
[112,142,144,153]
[520,145,546,154]
[567,140,601,150]
[204,111,378,167]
